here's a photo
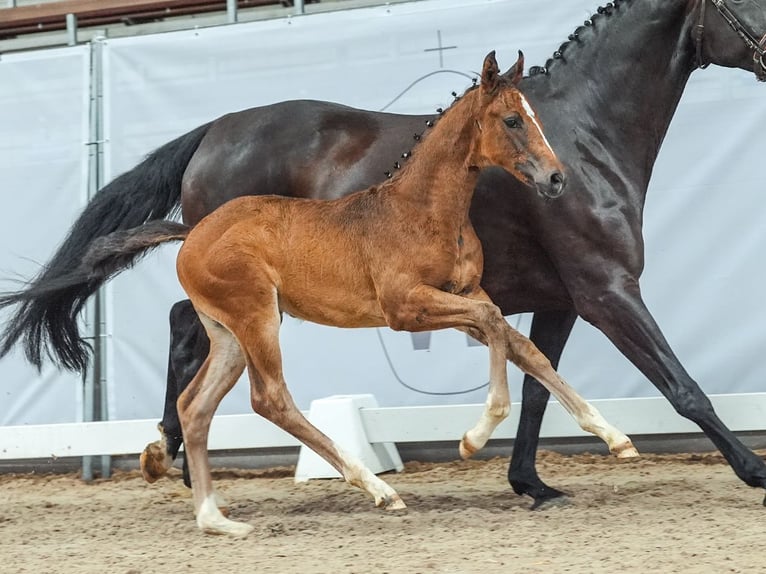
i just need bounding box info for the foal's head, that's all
[466,51,566,199]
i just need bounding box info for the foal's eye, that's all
[504,115,522,129]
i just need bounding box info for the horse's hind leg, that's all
[141,300,209,486]
[177,311,250,537]
[241,297,405,511]
[501,323,638,459]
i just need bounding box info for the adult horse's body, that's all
[2,0,765,505]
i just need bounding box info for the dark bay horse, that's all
[1,0,765,506]
[61,52,634,536]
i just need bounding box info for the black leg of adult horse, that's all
[141,299,209,487]
[574,283,766,499]
[507,309,577,508]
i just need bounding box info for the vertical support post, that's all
[6,0,17,7]
[81,362,94,481]
[226,0,238,23]
[93,36,111,479]
[83,37,111,480]
[294,0,305,15]
[66,13,78,46]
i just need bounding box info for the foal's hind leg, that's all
[240,298,405,512]
[141,300,209,485]
[177,312,250,537]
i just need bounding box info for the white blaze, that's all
[519,93,555,156]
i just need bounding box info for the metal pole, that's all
[66,13,78,46]
[226,0,238,23]
[93,37,111,479]
[294,0,305,15]
[97,285,111,478]
[83,37,111,480]
[81,39,99,482]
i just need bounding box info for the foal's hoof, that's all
[197,497,252,537]
[382,494,407,512]
[199,519,254,538]
[612,440,640,459]
[459,434,479,460]
[140,441,173,483]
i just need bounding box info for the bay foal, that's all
[172,51,635,536]
[77,51,635,536]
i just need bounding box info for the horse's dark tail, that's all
[0,123,210,373]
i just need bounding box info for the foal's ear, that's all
[481,50,501,94]
[502,50,525,86]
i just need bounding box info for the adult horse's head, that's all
[695,0,766,81]
[467,51,567,199]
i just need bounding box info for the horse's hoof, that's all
[382,494,407,512]
[139,441,173,483]
[459,435,478,460]
[531,494,571,511]
[612,440,640,459]
[762,492,766,508]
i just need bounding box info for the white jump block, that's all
[294,394,403,482]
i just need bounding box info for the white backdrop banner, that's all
[0,47,90,424]
[101,0,766,419]
[2,0,764,424]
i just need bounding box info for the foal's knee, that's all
[505,330,553,372]
[475,302,506,340]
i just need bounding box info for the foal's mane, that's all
[528,0,632,77]
[381,80,482,183]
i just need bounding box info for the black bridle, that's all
[695,0,766,80]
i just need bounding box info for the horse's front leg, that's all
[572,278,766,500]
[508,309,577,508]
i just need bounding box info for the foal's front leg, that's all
[393,286,637,460]
[498,322,638,459]
[381,285,512,458]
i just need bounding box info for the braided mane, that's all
[529,0,630,77]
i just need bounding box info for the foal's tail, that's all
[0,221,190,372]
[0,123,210,373]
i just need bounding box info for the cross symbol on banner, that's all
[424,30,457,68]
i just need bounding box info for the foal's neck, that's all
[387,91,482,218]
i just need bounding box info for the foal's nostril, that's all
[548,171,566,198]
